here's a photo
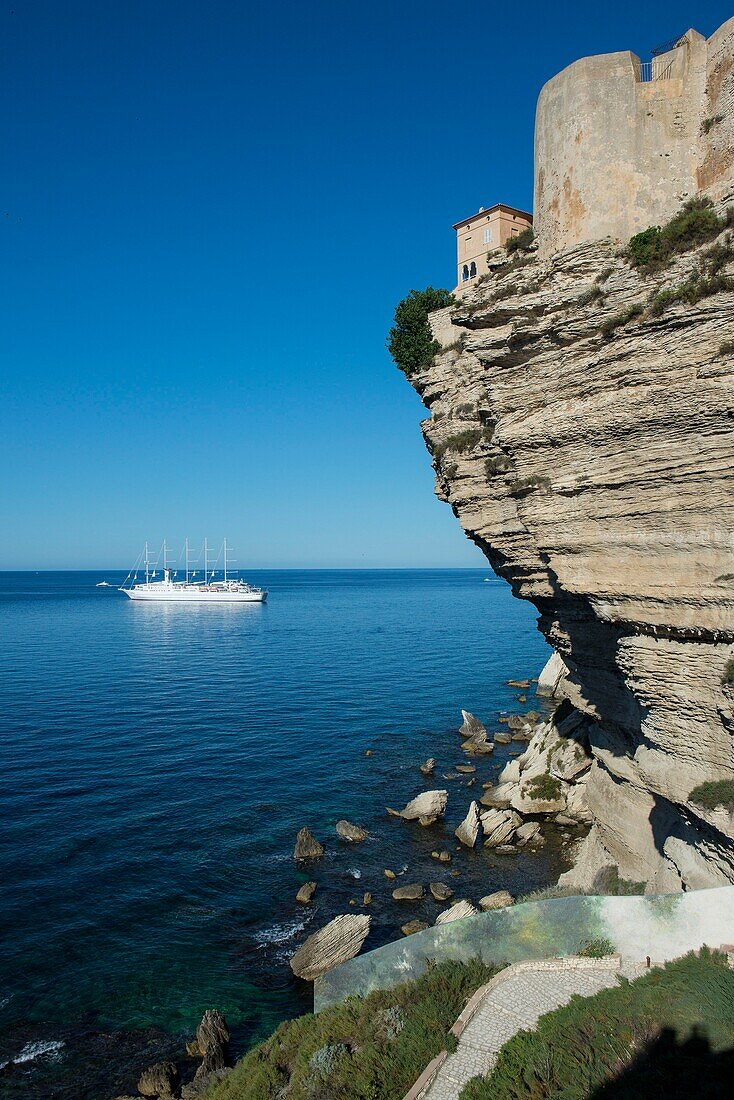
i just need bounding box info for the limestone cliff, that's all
[409,215,734,893]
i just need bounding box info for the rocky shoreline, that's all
[104,654,590,1100]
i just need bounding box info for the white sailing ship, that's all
[120,539,267,603]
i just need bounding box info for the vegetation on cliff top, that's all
[201,958,498,1100]
[506,227,535,255]
[461,949,734,1100]
[388,287,454,378]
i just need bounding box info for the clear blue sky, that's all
[1,1,728,568]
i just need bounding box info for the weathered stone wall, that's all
[699,16,734,202]
[428,306,459,349]
[535,22,734,256]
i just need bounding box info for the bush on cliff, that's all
[461,949,734,1100]
[506,227,535,254]
[201,958,498,1100]
[388,287,455,378]
[689,779,734,813]
[627,197,724,274]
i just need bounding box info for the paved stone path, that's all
[420,959,629,1100]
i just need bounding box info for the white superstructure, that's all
[120,539,267,604]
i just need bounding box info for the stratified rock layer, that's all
[290,914,371,980]
[412,218,734,891]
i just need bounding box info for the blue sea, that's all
[0,569,559,1098]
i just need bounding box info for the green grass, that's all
[702,114,725,134]
[461,949,734,1100]
[508,475,551,497]
[485,455,512,478]
[718,341,734,357]
[627,197,725,274]
[200,958,499,1100]
[689,779,734,812]
[648,274,734,317]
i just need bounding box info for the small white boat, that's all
[96,581,111,587]
[120,539,267,604]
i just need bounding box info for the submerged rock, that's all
[431,849,452,862]
[455,801,481,847]
[434,900,478,925]
[290,914,371,980]
[293,827,324,860]
[335,820,369,842]
[429,882,454,901]
[402,919,429,935]
[420,758,436,776]
[455,763,476,774]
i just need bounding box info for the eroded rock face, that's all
[193,1010,231,1082]
[411,220,734,892]
[455,801,481,847]
[293,827,324,861]
[290,914,371,980]
[434,900,478,924]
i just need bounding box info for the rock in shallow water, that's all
[290,914,371,980]
[479,890,515,910]
[429,882,454,901]
[392,883,424,901]
[293,827,324,860]
[296,881,317,904]
[401,920,429,936]
[455,801,481,847]
[137,1061,179,1099]
[391,789,448,821]
[420,757,436,775]
[434,900,478,925]
[335,819,369,842]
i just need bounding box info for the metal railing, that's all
[638,58,675,82]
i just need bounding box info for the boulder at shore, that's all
[293,827,324,860]
[193,1009,231,1080]
[296,881,317,904]
[137,1061,179,1099]
[392,883,424,901]
[479,890,515,910]
[335,819,369,842]
[290,914,371,980]
[435,900,478,925]
[455,801,481,847]
[390,789,448,821]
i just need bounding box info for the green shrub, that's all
[725,657,734,684]
[702,114,724,134]
[201,958,499,1100]
[460,949,734,1100]
[599,303,645,337]
[445,1031,459,1053]
[578,937,616,958]
[627,197,724,274]
[506,227,535,254]
[485,456,512,478]
[525,773,563,801]
[433,429,483,462]
[443,462,458,479]
[648,274,734,317]
[388,288,455,377]
[718,340,734,357]
[689,778,734,812]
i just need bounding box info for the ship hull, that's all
[123,588,267,603]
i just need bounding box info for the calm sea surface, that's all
[0,569,558,1098]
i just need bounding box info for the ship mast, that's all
[162,538,168,580]
[203,537,208,585]
[185,537,189,585]
[223,537,228,584]
[145,541,149,586]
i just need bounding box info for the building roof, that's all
[452,203,533,231]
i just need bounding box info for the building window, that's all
[465,236,472,254]
[462,264,469,282]
[483,228,493,244]
[470,261,477,278]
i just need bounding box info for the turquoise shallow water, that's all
[0,569,558,1098]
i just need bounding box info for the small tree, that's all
[388,287,454,377]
